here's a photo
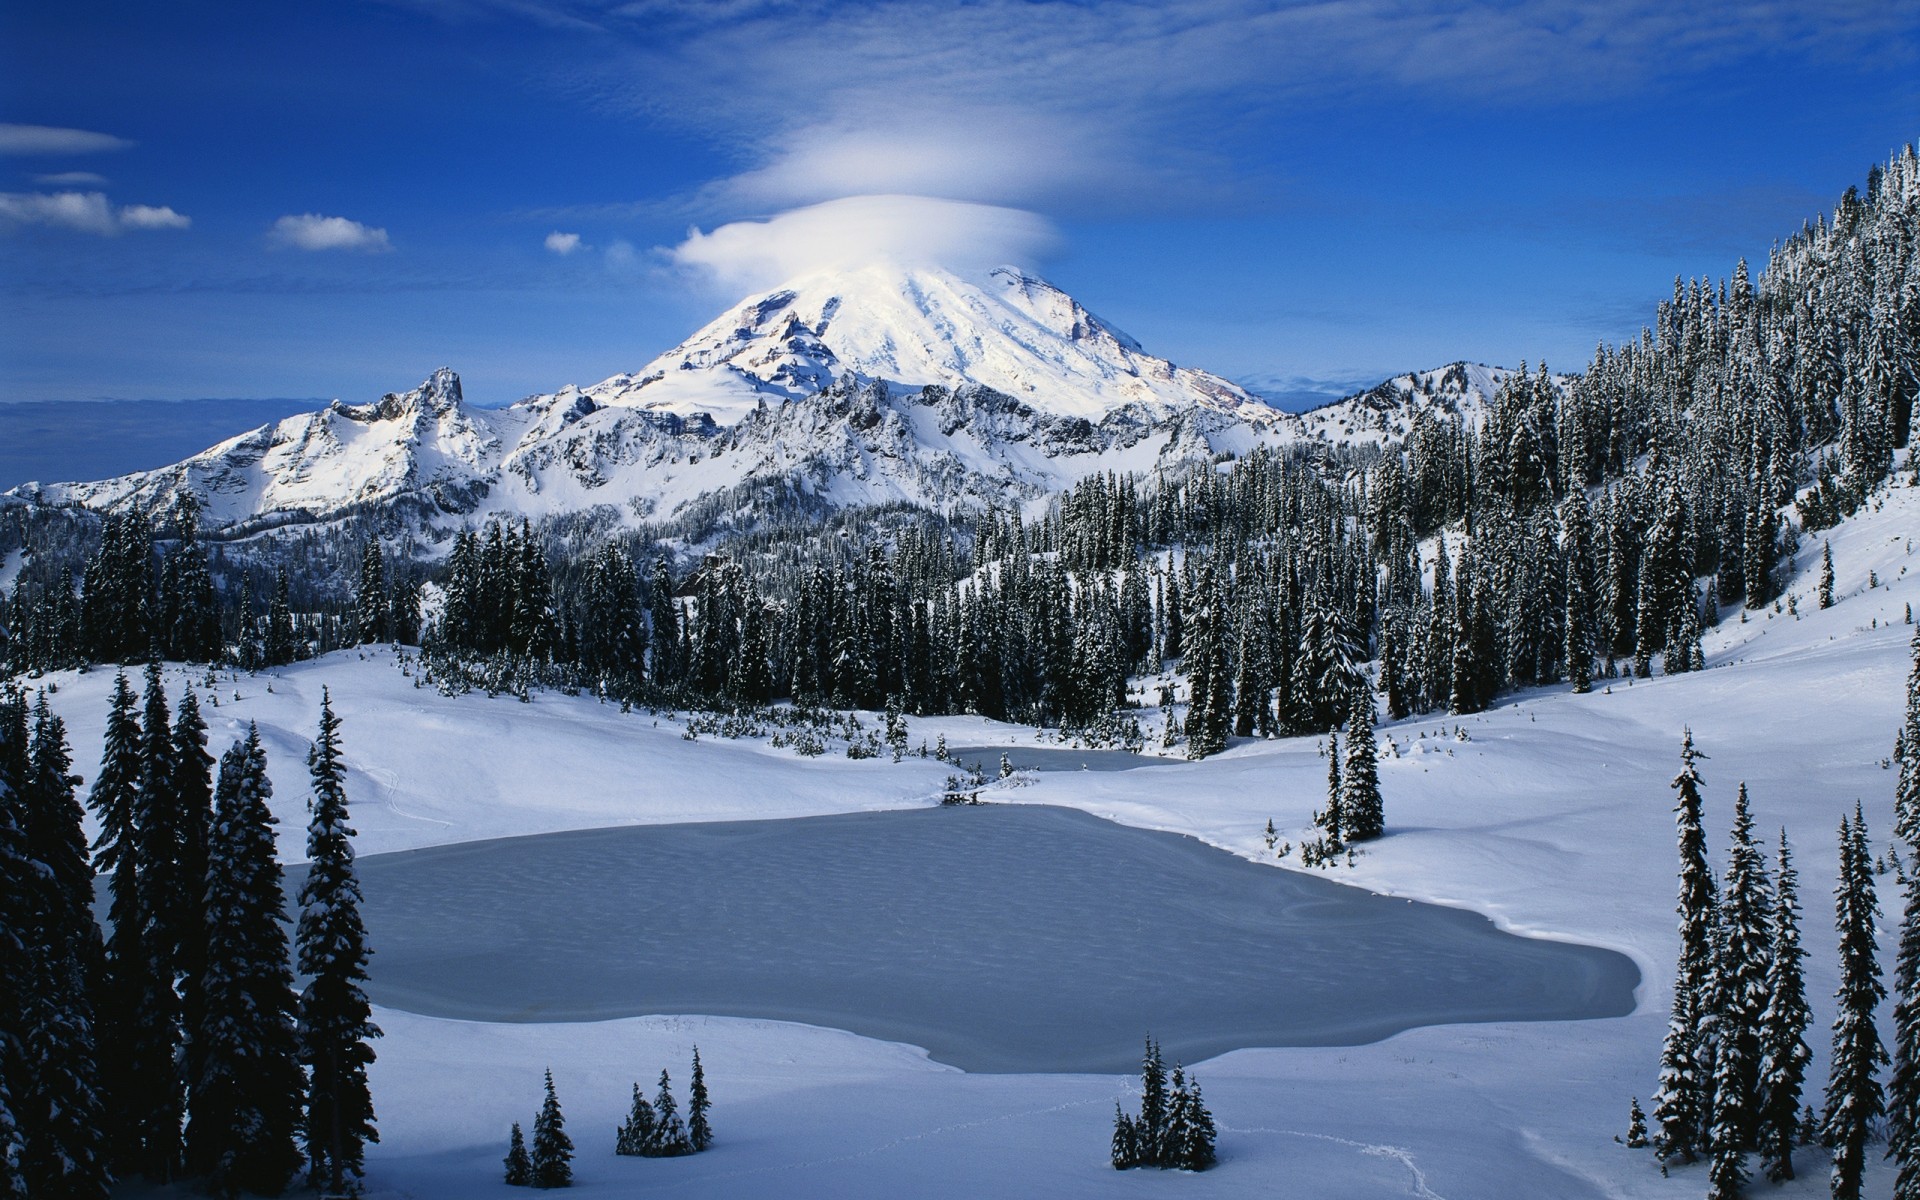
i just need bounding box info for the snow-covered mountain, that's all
[4,263,1511,535]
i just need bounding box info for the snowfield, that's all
[53,482,1920,1198]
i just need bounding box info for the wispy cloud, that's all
[538,0,1917,217]
[269,213,394,252]
[0,123,135,156]
[667,194,1058,292]
[544,230,583,254]
[33,170,109,186]
[0,191,190,235]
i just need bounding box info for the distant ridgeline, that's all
[3,144,1918,755]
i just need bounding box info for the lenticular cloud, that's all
[668,194,1059,293]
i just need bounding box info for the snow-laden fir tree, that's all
[688,1047,712,1153]
[1892,842,1920,1199]
[530,1070,572,1189]
[16,696,109,1200]
[1825,804,1887,1200]
[1707,783,1773,1200]
[649,1070,691,1157]
[1757,829,1811,1183]
[296,691,380,1197]
[1820,541,1836,609]
[613,1084,655,1157]
[1653,729,1717,1162]
[1896,627,1920,847]
[188,727,302,1198]
[129,661,186,1182]
[1341,687,1383,842]
[503,1122,530,1186]
[0,688,34,1200]
[87,672,151,1175]
[171,688,215,1123]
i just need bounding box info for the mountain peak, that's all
[536,262,1276,428]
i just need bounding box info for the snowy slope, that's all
[33,479,1920,1198]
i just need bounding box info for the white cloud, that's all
[667,194,1059,293]
[0,191,191,235]
[269,213,394,253]
[544,230,583,254]
[556,0,1918,217]
[0,123,135,156]
[34,170,108,186]
[118,204,191,231]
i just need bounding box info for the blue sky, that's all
[2,0,1917,420]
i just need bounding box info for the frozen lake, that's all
[339,805,1639,1074]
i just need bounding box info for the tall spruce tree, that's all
[18,696,109,1200]
[87,673,152,1175]
[1825,805,1887,1200]
[189,728,302,1198]
[1893,849,1920,1199]
[296,692,380,1196]
[529,1070,572,1189]
[1896,627,1920,847]
[129,661,186,1181]
[1757,829,1811,1183]
[1340,688,1384,842]
[687,1048,712,1153]
[1707,783,1772,1200]
[1653,729,1716,1162]
[0,688,33,1200]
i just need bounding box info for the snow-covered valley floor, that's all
[54,482,1920,1198]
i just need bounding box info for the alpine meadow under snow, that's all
[3,142,1920,1200]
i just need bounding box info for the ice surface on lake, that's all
[337,805,1637,1073]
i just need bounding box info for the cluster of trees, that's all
[1110,1037,1217,1172]
[0,677,379,1198]
[1305,690,1385,860]
[1648,629,1920,1199]
[505,1053,712,1189]
[614,1053,711,1160]
[3,499,418,676]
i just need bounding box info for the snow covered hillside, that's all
[39,480,1920,1198]
[5,265,1495,537]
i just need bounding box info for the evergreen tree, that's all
[1653,730,1716,1163]
[649,1069,690,1157]
[129,661,185,1181]
[172,687,216,1123]
[1341,688,1384,842]
[504,1123,530,1186]
[296,691,380,1196]
[1707,783,1771,1199]
[1820,540,1836,609]
[530,1069,572,1188]
[613,1084,655,1157]
[189,728,302,1198]
[1758,830,1812,1183]
[17,696,109,1200]
[1897,628,1920,847]
[1893,851,1920,1198]
[1825,805,1887,1200]
[1110,1105,1140,1170]
[687,1047,712,1153]
[1626,1098,1648,1148]
[87,673,154,1176]
[355,542,386,646]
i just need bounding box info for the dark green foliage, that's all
[1707,783,1771,1199]
[1653,730,1716,1164]
[189,728,302,1198]
[530,1070,572,1189]
[1341,688,1383,842]
[1820,541,1836,609]
[613,1084,656,1157]
[1758,830,1811,1183]
[687,1047,712,1153]
[1626,1097,1647,1148]
[1825,805,1886,1200]
[504,1122,531,1186]
[296,692,380,1196]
